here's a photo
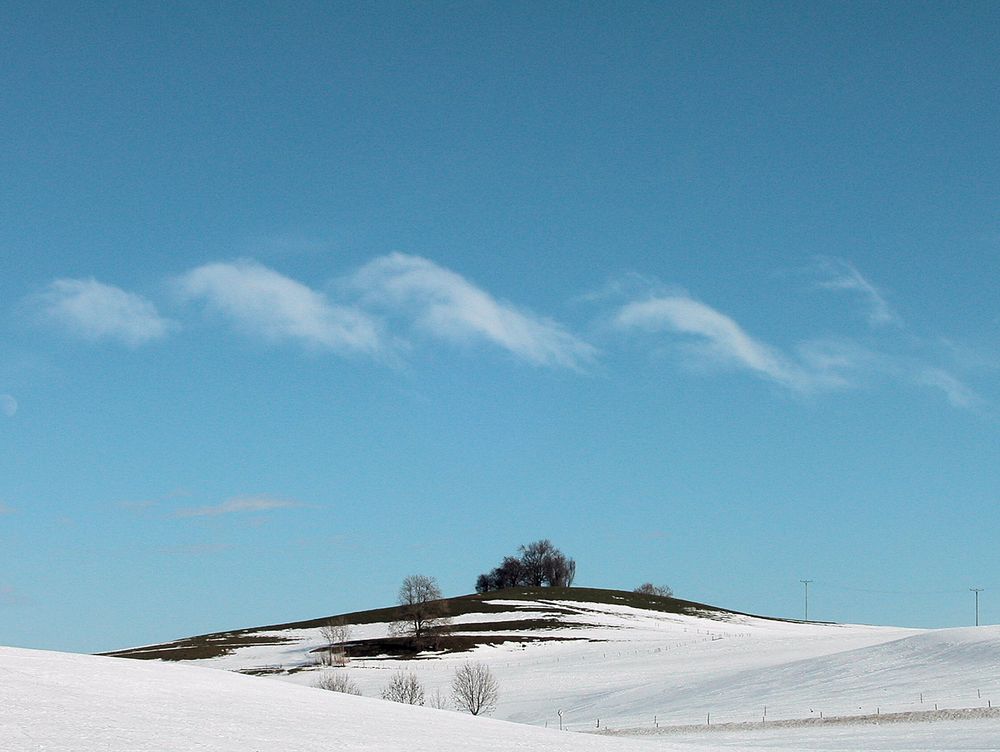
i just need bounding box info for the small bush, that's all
[381,671,425,705]
[315,671,362,695]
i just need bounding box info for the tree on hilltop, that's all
[634,582,673,597]
[475,540,575,593]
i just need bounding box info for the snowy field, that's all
[9,596,1000,750]
[178,598,1000,731]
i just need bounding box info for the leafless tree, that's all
[381,670,425,705]
[451,661,499,716]
[318,618,352,666]
[427,687,450,710]
[634,582,673,597]
[315,671,362,695]
[389,574,451,642]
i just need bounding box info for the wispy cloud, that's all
[174,495,305,518]
[615,295,828,391]
[159,543,234,556]
[351,253,596,369]
[177,260,382,355]
[814,257,900,327]
[36,278,174,346]
[0,394,16,417]
[915,368,981,409]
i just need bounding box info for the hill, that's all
[0,645,664,752]
[99,587,1000,749]
[104,586,781,664]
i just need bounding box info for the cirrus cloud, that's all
[174,495,306,518]
[351,253,597,370]
[177,260,383,355]
[35,278,173,346]
[615,295,817,390]
[0,394,16,417]
[814,257,900,328]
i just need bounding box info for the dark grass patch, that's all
[103,586,796,662]
[103,632,294,662]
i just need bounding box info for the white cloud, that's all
[175,495,304,518]
[351,253,596,369]
[615,295,813,389]
[37,278,173,346]
[0,394,16,417]
[915,368,981,409]
[178,260,382,355]
[815,257,900,327]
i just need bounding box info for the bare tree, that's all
[634,582,673,598]
[390,574,451,642]
[381,670,425,705]
[318,618,352,666]
[315,671,362,695]
[451,661,499,716]
[427,687,450,710]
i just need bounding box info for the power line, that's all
[810,581,991,597]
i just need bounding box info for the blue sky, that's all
[1,2,998,653]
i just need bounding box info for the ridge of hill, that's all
[103,586,788,663]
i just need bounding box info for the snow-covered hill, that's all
[101,587,1000,750]
[0,646,667,752]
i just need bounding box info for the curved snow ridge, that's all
[0,646,680,752]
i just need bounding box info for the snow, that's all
[11,597,1000,750]
[0,646,665,752]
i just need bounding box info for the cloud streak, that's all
[615,295,826,390]
[177,260,382,355]
[36,278,174,346]
[174,495,305,518]
[352,253,596,369]
[0,394,16,417]
[915,368,981,409]
[815,257,900,327]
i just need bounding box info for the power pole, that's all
[800,580,813,621]
[971,588,984,626]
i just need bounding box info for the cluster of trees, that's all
[312,568,677,717]
[317,661,499,715]
[634,582,673,598]
[475,539,576,593]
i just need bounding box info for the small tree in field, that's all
[390,574,451,643]
[381,671,425,705]
[427,687,450,710]
[318,618,352,666]
[315,671,362,695]
[451,661,499,716]
[634,582,673,598]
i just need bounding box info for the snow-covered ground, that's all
[178,598,1000,732]
[10,596,1000,750]
[0,646,666,752]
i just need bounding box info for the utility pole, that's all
[971,588,984,626]
[800,580,813,621]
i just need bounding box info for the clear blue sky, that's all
[1,2,998,653]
